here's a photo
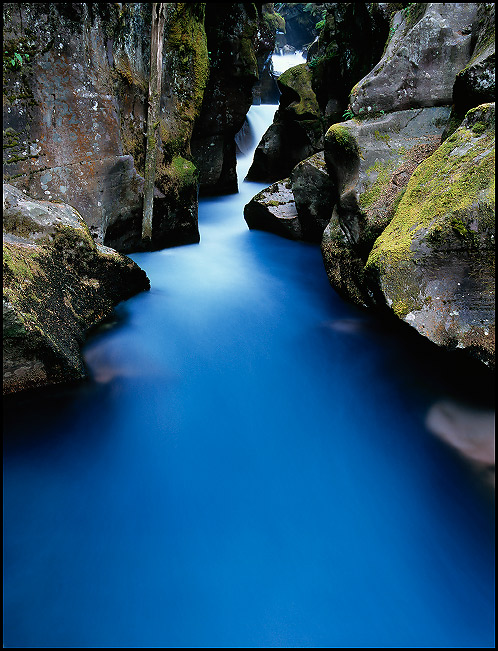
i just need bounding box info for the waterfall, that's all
[235,104,278,185]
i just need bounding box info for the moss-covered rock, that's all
[191,3,272,195]
[365,103,495,366]
[3,184,150,394]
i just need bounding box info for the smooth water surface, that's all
[3,106,495,648]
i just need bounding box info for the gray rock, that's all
[244,179,301,240]
[290,151,333,242]
[3,184,150,394]
[350,3,479,115]
[321,107,451,306]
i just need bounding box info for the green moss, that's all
[366,106,495,274]
[326,123,358,154]
[3,243,42,281]
[263,11,285,33]
[279,63,320,118]
[471,122,487,136]
[392,297,414,319]
[374,130,391,144]
[359,160,396,210]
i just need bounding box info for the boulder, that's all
[321,107,451,306]
[3,184,150,394]
[243,179,301,240]
[365,103,495,367]
[350,3,479,115]
[447,3,495,136]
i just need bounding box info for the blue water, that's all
[3,106,495,648]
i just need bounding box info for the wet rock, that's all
[321,107,451,306]
[3,3,208,251]
[191,3,274,195]
[3,184,150,394]
[243,179,301,240]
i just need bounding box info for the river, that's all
[3,99,495,648]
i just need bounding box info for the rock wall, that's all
[3,3,210,252]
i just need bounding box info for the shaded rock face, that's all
[3,3,209,252]
[309,3,391,125]
[276,3,323,51]
[316,3,496,368]
[321,107,450,306]
[190,3,275,195]
[244,151,333,243]
[3,184,150,394]
[365,104,495,367]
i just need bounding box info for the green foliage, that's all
[342,107,355,120]
[5,50,29,69]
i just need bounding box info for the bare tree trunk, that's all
[142,3,166,243]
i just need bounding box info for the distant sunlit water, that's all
[3,105,495,648]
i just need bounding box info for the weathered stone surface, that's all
[365,103,495,367]
[3,3,208,252]
[246,3,392,184]
[350,3,479,116]
[243,179,301,240]
[3,184,150,394]
[290,151,333,242]
[447,3,496,135]
[309,3,391,125]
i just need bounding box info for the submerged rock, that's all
[3,185,150,394]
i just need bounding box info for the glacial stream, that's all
[3,100,495,648]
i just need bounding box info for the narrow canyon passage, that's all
[3,104,494,648]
